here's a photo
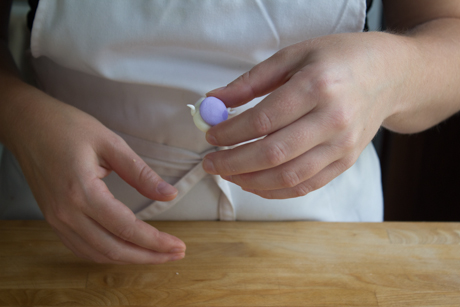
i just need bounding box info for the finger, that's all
[54,224,127,264]
[85,179,186,255]
[225,144,340,191]
[62,212,184,265]
[206,44,306,108]
[51,216,132,264]
[100,135,178,201]
[82,215,184,264]
[203,110,333,176]
[244,156,357,199]
[207,70,318,147]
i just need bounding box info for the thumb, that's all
[100,136,178,202]
[206,48,303,108]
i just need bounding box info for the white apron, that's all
[1,0,383,221]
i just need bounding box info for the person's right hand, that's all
[6,86,186,264]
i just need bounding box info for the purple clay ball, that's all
[199,97,228,126]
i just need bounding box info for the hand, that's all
[202,32,406,199]
[9,88,186,264]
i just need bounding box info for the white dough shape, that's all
[187,97,228,133]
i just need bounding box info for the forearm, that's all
[0,41,38,150]
[0,40,27,145]
[382,10,460,133]
[0,40,66,161]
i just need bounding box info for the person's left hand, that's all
[202,32,408,199]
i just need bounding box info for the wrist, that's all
[372,32,426,133]
[382,18,460,133]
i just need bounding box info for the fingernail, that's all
[170,253,185,261]
[203,158,217,174]
[206,133,218,145]
[157,181,177,196]
[206,86,226,96]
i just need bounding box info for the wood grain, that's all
[1,221,460,306]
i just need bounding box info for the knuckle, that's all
[293,183,312,197]
[314,71,338,94]
[251,109,272,135]
[280,169,302,188]
[328,104,354,132]
[213,128,232,147]
[337,131,360,152]
[149,227,161,242]
[211,130,223,146]
[215,152,233,175]
[264,142,288,167]
[115,224,136,242]
[235,173,253,187]
[311,63,345,92]
[63,179,86,208]
[293,67,339,102]
[103,134,127,153]
[101,248,122,262]
[107,134,125,148]
[338,154,359,171]
[138,164,158,186]
[238,71,251,84]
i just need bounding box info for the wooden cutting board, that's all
[1,220,460,306]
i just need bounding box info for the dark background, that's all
[377,117,460,221]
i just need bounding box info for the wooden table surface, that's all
[1,221,460,306]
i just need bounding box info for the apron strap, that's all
[213,175,236,221]
[135,160,206,219]
[134,148,236,220]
